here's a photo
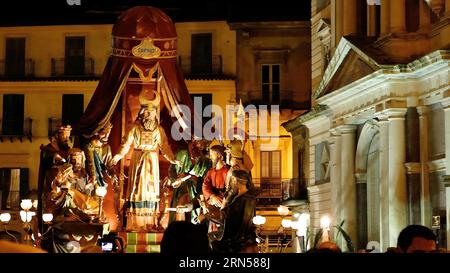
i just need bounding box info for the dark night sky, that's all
[0,0,311,26]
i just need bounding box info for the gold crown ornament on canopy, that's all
[111,7,178,59]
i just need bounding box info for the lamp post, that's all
[279,219,292,253]
[277,205,289,218]
[20,199,35,245]
[291,212,310,252]
[252,215,266,253]
[95,187,107,222]
[0,212,18,243]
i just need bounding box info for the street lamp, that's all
[20,199,36,245]
[252,215,267,253]
[95,186,107,222]
[42,213,53,224]
[0,212,17,243]
[20,199,33,211]
[292,212,310,252]
[277,205,289,217]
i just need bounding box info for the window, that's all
[260,151,281,179]
[65,36,85,75]
[1,94,24,135]
[5,38,25,77]
[62,94,84,126]
[191,33,212,74]
[0,168,29,210]
[190,93,213,129]
[261,64,281,103]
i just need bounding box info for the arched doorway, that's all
[355,119,380,248]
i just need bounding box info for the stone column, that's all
[378,116,390,251]
[367,4,377,37]
[332,0,344,48]
[329,129,342,246]
[342,0,358,35]
[387,109,408,246]
[390,0,406,33]
[338,125,357,250]
[417,106,431,227]
[355,172,368,250]
[419,0,431,32]
[443,98,450,248]
[405,107,421,225]
[445,177,450,249]
[380,0,391,36]
[443,98,450,178]
[446,0,450,16]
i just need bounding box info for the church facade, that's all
[284,0,450,251]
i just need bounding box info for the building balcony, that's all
[178,55,232,79]
[0,59,35,79]
[254,178,308,207]
[51,58,95,77]
[0,118,33,142]
[243,90,294,109]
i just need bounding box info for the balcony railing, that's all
[51,58,95,77]
[178,55,223,77]
[244,90,293,108]
[0,59,35,78]
[253,178,308,207]
[0,118,33,142]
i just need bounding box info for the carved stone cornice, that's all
[282,104,329,132]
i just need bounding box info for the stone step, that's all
[125,244,161,253]
[118,232,164,246]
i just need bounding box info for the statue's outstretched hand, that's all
[111,154,122,165]
[170,159,182,166]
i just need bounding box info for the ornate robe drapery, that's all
[116,123,175,231]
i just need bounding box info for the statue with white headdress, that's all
[111,88,178,232]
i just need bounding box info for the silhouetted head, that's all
[397,225,437,253]
[317,241,342,253]
[160,221,210,255]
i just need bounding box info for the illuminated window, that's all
[261,151,281,179]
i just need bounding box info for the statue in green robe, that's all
[166,139,211,224]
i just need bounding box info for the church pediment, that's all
[314,37,381,99]
[321,50,376,96]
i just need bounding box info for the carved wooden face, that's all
[57,130,71,144]
[98,127,112,143]
[69,153,84,172]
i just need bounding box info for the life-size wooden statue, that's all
[111,90,178,232]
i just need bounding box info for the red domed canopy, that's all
[112,6,176,39]
[75,6,199,231]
